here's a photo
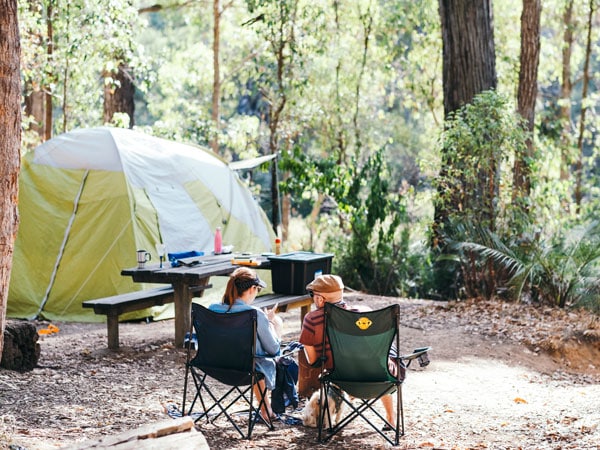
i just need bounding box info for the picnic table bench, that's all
[83,284,211,349]
[253,292,313,323]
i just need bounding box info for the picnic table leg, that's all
[173,277,211,347]
[173,282,190,348]
[106,311,120,350]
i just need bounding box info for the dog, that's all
[301,385,345,428]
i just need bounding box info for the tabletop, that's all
[121,253,274,347]
[121,253,272,284]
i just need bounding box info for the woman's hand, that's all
[264,303,283,338]
[264,303,278,321]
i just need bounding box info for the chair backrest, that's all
[324,303,399,385]
[190,303,258,385]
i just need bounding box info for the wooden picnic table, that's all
[121,254,312,347]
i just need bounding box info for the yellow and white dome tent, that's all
[8,127,275,322]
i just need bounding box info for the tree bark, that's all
[434,0,497,238]
[1,322,40,371]
[438,0,497,117]
[513,0,541,201]
[44,0,54,140]
[559,0,574,181]
[23,0,45,142]
[210,0,221,154]
[0,0,22,360]
[24,88,45,142]
[103,63,135,128]
[574,0,595,212]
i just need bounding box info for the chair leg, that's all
[247,377,274,439]
[398,384,404,437]
[319,385,403,446]
[317,381,332,442]
[181,317,196,416]
[182,362,191,415]
[247,378,255,439]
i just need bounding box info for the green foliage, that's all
[282,146,420,296]
[434,90,529,231]
[14,0,600,311]
[446,220,600,312]
[18,0,145,139]
[330,149,405,295]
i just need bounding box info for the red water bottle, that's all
[214,227,222,254]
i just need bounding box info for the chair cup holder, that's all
[417,352,430,367]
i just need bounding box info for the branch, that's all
[138,0,199,14]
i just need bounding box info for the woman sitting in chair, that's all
[209,267,283,421]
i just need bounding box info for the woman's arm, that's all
[255,308,281,356]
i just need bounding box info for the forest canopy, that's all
[15,0,600,308]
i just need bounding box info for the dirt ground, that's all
[1,294,600,450]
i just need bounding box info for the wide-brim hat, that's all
[306,274,344,293]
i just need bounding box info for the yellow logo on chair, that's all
[355,317,372,330]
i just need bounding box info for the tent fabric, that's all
[229,153,277,170]
[8,127,276,322]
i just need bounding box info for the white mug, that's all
[136,250,151,269]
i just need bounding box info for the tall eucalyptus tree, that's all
[19,0,141,142]
[0,0,21,359]
[573,0,596,213]
[513,0,541,204]
[244,0,301,234]
[434,0,497,237]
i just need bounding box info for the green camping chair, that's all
[317,303,403,445]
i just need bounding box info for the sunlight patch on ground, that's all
[404,358,600,447]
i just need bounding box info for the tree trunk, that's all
[573,0,595,212]
[270,154,281,235]
[513,0,541,202]
[438,0,497,117]
[210,0,221,154]
[432,0,498,300]
[434,0,497,236]
[23,0,45,143]
[352,7,372,157]
[559,0,574,181]
[103,63,135,128]
[0,0,22,360]
[1,321,40,371]
[281,172,290,242]
[24,88,45,143]
[44,0,54,140]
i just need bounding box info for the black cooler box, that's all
[268,251,334,294]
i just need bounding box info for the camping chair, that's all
[181,303,274,439]
[317,303,403,445]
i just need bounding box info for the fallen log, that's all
[64,417,209,449]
